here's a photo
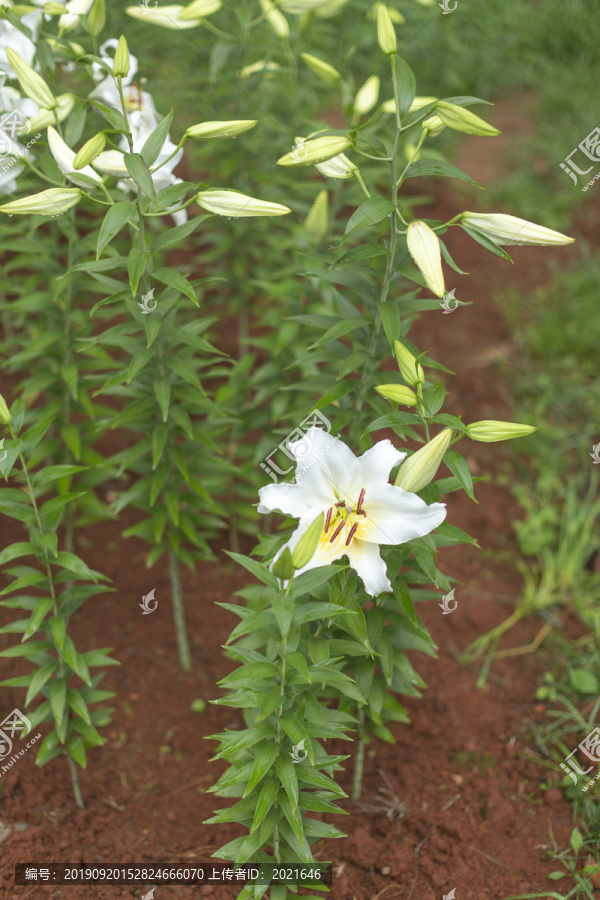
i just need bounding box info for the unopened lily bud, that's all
[48,126,102,187]
[291,512,324,569]
[460,212,575,247]
[179,0,222,17]
[0,393,11,426]
[354,75,380,115]
[300,52,341,83]
[125,4,202,27]
[377,4,397,55]
[186,120,257,139]
[260,0,289,37]
[394,340,424,387]
[466,420,537,442]
[305,189,328,246]
[6,48,56,111]
[367,2,404,21]
[435,101,499,137]
[314,0,349,14]
[272,546,295,581]
[112,35,130,78]
[277,135,350,167]
[87,0,105,37]
[375,384,418,406]
[73,133,106,170]
[239,60,280,78]
[422,114,445,136]
[382,95,436,114]
[280,0,335,11]
[196,189,291,217]
[0,188,81,216]
[407,220,445,298]
[395,428,453,493]
[315,153,356,179]
[93,150,128,176]
[43,3,69,14]
[28,93,76,131]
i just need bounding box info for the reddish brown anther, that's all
[329,520,345,543]
[356,488,367,516]
[324,507,333,533]
[345,522,358,546]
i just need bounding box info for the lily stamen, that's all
[324,507,333,533]
[356,488,367,516]
[345,522,359,546]
[329,520,346,543]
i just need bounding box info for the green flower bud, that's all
[300,52,341,83]
[260,0,290,37]
[87,0,105,38]
[43,3,69,14]
[407,220,445,298]
[466,420,537,442]
[394,340,424,387]
[377,4,397,55]
[460,212,574,247]
[0,393,11,426]
[435,101,500,137]
[315,153,356,179]
[291,512,325,569]
[395,428,453,492]
[112,35,130,78]
[354,75,380,115]
[375,384,418,406]
[125,4,203,28]
[239,60,281,79]
[272,546,295,581]
[6,48,56,111]
[0,188,81,216]
[28,93,76,131]
[422,114,445,136]
[179,0,222,18]
[73,133,106,169]
[277,134,351,167]
[186,120,257,139]
[304,189,328,246]
[196,189,290,217]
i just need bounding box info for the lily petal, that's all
[357,483,446,546]
[347,539,392,596]
[257,482,313,517]
[359,439,406,484]
[291,426,362,506]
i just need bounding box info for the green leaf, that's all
[152,423,169,469]
[97,202,134,258]
[394,56,416,115]
[128,248,150,296]
[25,659,58,706]
[444,449,476,502]
[460,224,513,262]
[152,267,198,305]
[226,552,278,588]
[243,742,280,797]
[403,159,481,188]
[22,596,53,641]
[60,363,79,401]
[276,754,299,812]
[124,152,156,201]
[35,729,63,766]
[569,668,599,695]
[308,315,369,348]
[49,677,68,728]
[67,687,92,725]
[66,734,87,768]
[250,777,278,833]
[32,465,86,492]
[150,216,205,253]
[153,377,171,423]
[88,99,128,132]
[141,109,174,167]
[0,438,21,479]
[54,551,101,582]
[345,197,395,237]
[0,542,35,567]
[49,615,66,651]
[61,636,93,685]
[570,826,583,855]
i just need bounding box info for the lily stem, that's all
[351,708,366,802]
[169,548,192,672]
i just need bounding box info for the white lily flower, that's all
[59,0,94,31]
[93,150,129,176]
[0,10,42,76]
[407,220,445,298]
[47,125,101,187]
[258,427,446,596]
[315,152,356,179]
